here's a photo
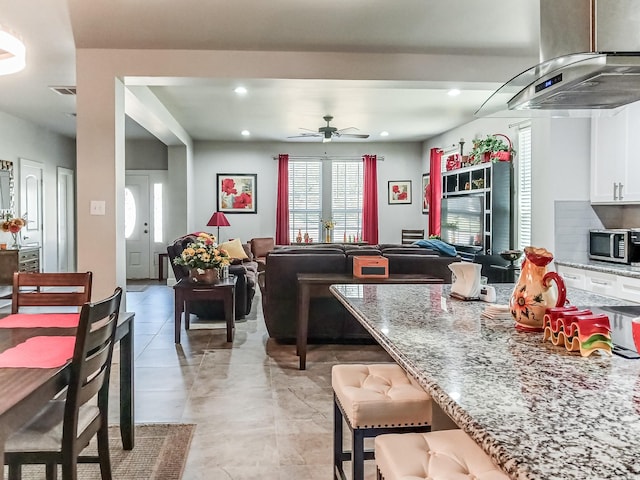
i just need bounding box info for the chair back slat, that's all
[401,229,425,245]
[62,287,122,450]
[12,272,93,313]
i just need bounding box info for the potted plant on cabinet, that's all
[470,134,516,164]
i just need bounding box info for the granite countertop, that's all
[330,283,640,480]
[555,259,640,279]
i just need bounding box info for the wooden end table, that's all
[296,273,445,370]
[173,275,237,343]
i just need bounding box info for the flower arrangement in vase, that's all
[321,218,335,243]
[173,232,231,282]
[1,213,27,248]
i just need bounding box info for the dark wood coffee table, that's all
[173,276,237,343]
[296,273,444,369]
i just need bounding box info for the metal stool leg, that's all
[352,428,365,480]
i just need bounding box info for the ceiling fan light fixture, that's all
[0,26,26,76]
[322,136,331,143]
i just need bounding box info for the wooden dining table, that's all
[0,311,135,477]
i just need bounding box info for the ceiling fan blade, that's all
[299,127,317,133]
[335,133,370,139]
[336,127,360,133]
[288,133,321,138]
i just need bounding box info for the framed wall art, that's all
[217,173,257,213]
[388,180,411,205]
[422,174,430,214]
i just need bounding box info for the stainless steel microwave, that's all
[589,229,640,265]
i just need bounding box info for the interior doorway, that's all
[57,167,76,272]
[19,158,44,260]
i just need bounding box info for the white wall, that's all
[125,138,168,170]
[193,141,425,244]
[0,111,76,271]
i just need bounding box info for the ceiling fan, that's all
[288,115,370,142]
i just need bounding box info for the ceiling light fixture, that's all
[447,89,461,97]
[241,130,250,137]
[234,86,247,95]
[0,26,26,75]
[380,131,389,137]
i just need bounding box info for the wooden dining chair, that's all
[4,286,123,480]
[401,229,425,245]
[12,272,93,314]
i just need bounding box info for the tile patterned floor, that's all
[117,283,392,479]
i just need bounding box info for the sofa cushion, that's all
[219,238,249,260]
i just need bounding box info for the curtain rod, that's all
[272,155,384,161]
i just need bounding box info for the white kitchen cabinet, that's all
[556,265,585,290]
[616,275,640,304]
[557,264,640,303]
[584,270,617,297]
[591,101,640,204]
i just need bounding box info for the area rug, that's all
[17,423,195,480]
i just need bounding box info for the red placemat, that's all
[0,313,80,328]
[0,336,75,368]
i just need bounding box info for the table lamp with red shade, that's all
[206,211,230,243]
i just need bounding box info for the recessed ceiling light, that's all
[447,89,461,97]
[234,86,248,95]
[380,131,389,137]
[241,130,250,137]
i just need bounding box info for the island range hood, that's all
[476,0,640,116]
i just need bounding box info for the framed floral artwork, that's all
[217,173,257,213]
[422,174,430,214]
[388,180,411,205]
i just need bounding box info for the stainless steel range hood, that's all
[476,0,640,117]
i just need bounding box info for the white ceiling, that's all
[0,0,542,143]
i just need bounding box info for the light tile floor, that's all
[116,282,392,479]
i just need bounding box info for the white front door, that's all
[57,167,76,272]
[125,174,151,279]
[20,158,44,249]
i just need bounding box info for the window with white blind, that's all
[331,161,363,241]
[288,160,363,243]
[516,126,532,250]
[288,161,322,242]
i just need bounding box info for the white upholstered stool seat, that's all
[375,430,510,480]
[332,363,432,480]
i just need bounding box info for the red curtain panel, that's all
[362,154,379,245]
[275,154,290,245]
[428,148,442,237]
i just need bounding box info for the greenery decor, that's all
[470,134,516,164]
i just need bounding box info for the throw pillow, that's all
[219,238,249,260]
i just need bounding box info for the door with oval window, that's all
[125,175,150,279]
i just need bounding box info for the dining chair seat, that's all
[5,401,99,452]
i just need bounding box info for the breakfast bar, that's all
[330,283,640,479]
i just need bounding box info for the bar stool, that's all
[375,430,510,480]
[332,363,432,480]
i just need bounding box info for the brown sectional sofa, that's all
[259,244,458,342]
